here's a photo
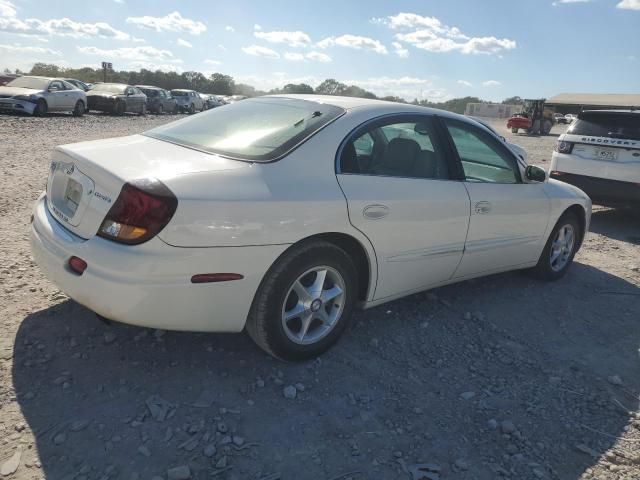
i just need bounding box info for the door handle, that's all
[363,204,389,220]
[474,201,492,214]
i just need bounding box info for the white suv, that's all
[550,110,640,208]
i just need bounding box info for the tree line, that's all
[18,63,523,115]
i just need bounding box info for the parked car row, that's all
[0,75,229,117]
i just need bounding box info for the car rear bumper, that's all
[0,98,36,115]
[30,194,287,332]
[549,171,640,208]
[87,97,115,112]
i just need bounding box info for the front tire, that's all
[246,240,357,361]
[34,99,47,117]
[189,103,196,114]
[532,212,581,280]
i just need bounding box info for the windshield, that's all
[569,112,640,141]
[6,77,49,90]
[91,84,126,94]
[145,97,345,161]
[171,90,189,97]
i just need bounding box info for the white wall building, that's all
[464,103,521,118]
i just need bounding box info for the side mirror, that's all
[525,165,547,183]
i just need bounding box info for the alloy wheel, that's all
[281,266,346,345]
[550,224,575,272]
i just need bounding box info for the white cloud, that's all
[77,45,176,62]
[236,72,321,91]
[317,34,388,54]
[305,51,331,62]
[392,41,409,58]
[254,30,311,47]
[552,0,591,5]
[284,51,332,62]
[176,38,192,48]
[217,44,227,51]
[254,24,262,31]
[204,59,221,65]
[482,80,502,87]
[284,52,305,61]
[126,11,206,35]
[225,25,234,32]
[617,0,640,9]
[0,43,61,55]
[114,0,125,3]
[345,76,450,101]
[0,2,131,41]
[128,61,183,73]
[241,44,280,59]
[457,80,473,87]
[377,12,515,55]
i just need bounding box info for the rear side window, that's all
[145,97,344,161]
[339,116,450,180]
[569,112,640,141]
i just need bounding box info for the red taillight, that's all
[68,256,87,275]
[191,273,244,283]
[554,141,574,154]
[97,179,177,245]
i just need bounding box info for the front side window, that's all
[340,117,449,179]
[444,120,519,184]
[49,80,64,91]
[145,97,344,161]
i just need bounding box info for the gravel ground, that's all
[0,112,639,480]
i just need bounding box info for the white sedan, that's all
[0,76,87,116]
[30,95,591,360]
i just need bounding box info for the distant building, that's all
[545,93,640,114]
[464,103,521,118]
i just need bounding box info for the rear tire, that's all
[34,99,47,117]
[189,103,195,114]
[532,212,581,280]
[246,240,357,361]
[72,100,84,117]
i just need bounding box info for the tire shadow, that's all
[11,263,640,479]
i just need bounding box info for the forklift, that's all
[507,99,554,135]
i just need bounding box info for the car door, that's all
[46,80,68,111]
[336,114,471,300]
[440,117,550,278]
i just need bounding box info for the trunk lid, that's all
[46,134,248,239]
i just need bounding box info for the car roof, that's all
[580,109,639,114]
[266,94,466,120]
[171,89,193,92]
[136,85,162,90]
[17,75,55,81]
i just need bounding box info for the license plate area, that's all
[594,148,618,162]
[64,178,83,214]
[47,161,94,227]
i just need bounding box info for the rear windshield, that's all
[569,112,640,141]
[7,77,49,90]
[140,89,159,97]
[171,90,189,97]
[91,84,126,94]
[144,97,345,161]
